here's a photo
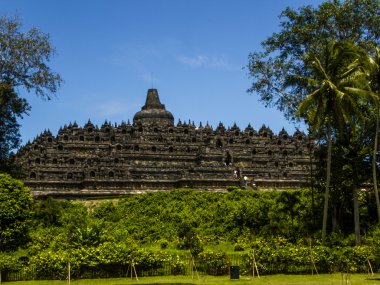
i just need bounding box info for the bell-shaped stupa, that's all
[133,89,174,126]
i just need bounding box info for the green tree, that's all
[33,197,64,227]
[295,41,374,244]
[363,47,380,223]
[333,129,372,244]
[0,16,62,164]
[274,191,301,241]
[177,221,203,257]
[0,252,21,282]
[0,84,29,169]
[247,0,380,121]
[0,173,32,251]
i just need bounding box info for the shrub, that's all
[170,255,187,275]
[27,250,68,280]
[159,239,169,249]
[234,243,245,251]
[196,251,230,275]
[0,174,33,251]
[227,186,240,192]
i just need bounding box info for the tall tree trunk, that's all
[353,188,361,245]
[373,109,380,224]
[322,122,332,245]
[332,205,337,232]
[309,131,316,230]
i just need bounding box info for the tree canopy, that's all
[247,0,380,244]
[0,83,29,165]
[0,16,62,164]
[0,173,32,252]
[247,0,380,121]
[0,17,62,97]
[294,40,376,244]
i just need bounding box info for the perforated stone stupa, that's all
[16,89,315,197]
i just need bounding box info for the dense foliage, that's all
[1,187,380,280]
[0,84,30,167]
[0,16,62,167]
[247,0,380,121]
[247,0,380,246]
[27,189,320,252]
[0,173,32,252]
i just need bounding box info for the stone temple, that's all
[16,89,314,197]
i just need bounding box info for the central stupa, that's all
[133,89,174,126]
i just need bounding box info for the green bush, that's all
[0,174,33,251]
[227,186,240,192]
[159,238,169,249]
[0,252,22,272]
[170,255,187,275]
[8,189,380,279]
[196,251,230,275]
[234,243,245,251]
[27,250,68,280]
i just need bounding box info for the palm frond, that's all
[297,89,321,116]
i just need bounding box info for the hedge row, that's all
[2,242,378,281]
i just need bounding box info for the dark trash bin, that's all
[230,266,239,280]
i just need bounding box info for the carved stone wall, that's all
[16,89,315,197]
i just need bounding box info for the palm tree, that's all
[295,41,375,245]
[364,47,380,224]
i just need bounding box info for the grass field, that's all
[4,274,380,285]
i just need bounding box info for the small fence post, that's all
[68,261,70,284]
[368,259,374,275]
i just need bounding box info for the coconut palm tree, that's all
[294,40,375,245]
[364,47,380,224]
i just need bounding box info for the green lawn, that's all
[4,274,380,285]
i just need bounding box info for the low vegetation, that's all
[2,182,380,281]
[4,274,380,285]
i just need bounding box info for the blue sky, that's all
[1,0,324,144]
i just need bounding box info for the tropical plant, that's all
[247,0,380,121]
[0,16,62,166]
[0,173,33,251]
[295,40,375,244]
[363,47,380,223]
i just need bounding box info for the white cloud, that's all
[177,55,208,67]
[177,54,230,69]
[105,40,237,83]
[94,100,136,117]
[105,43,164,84]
